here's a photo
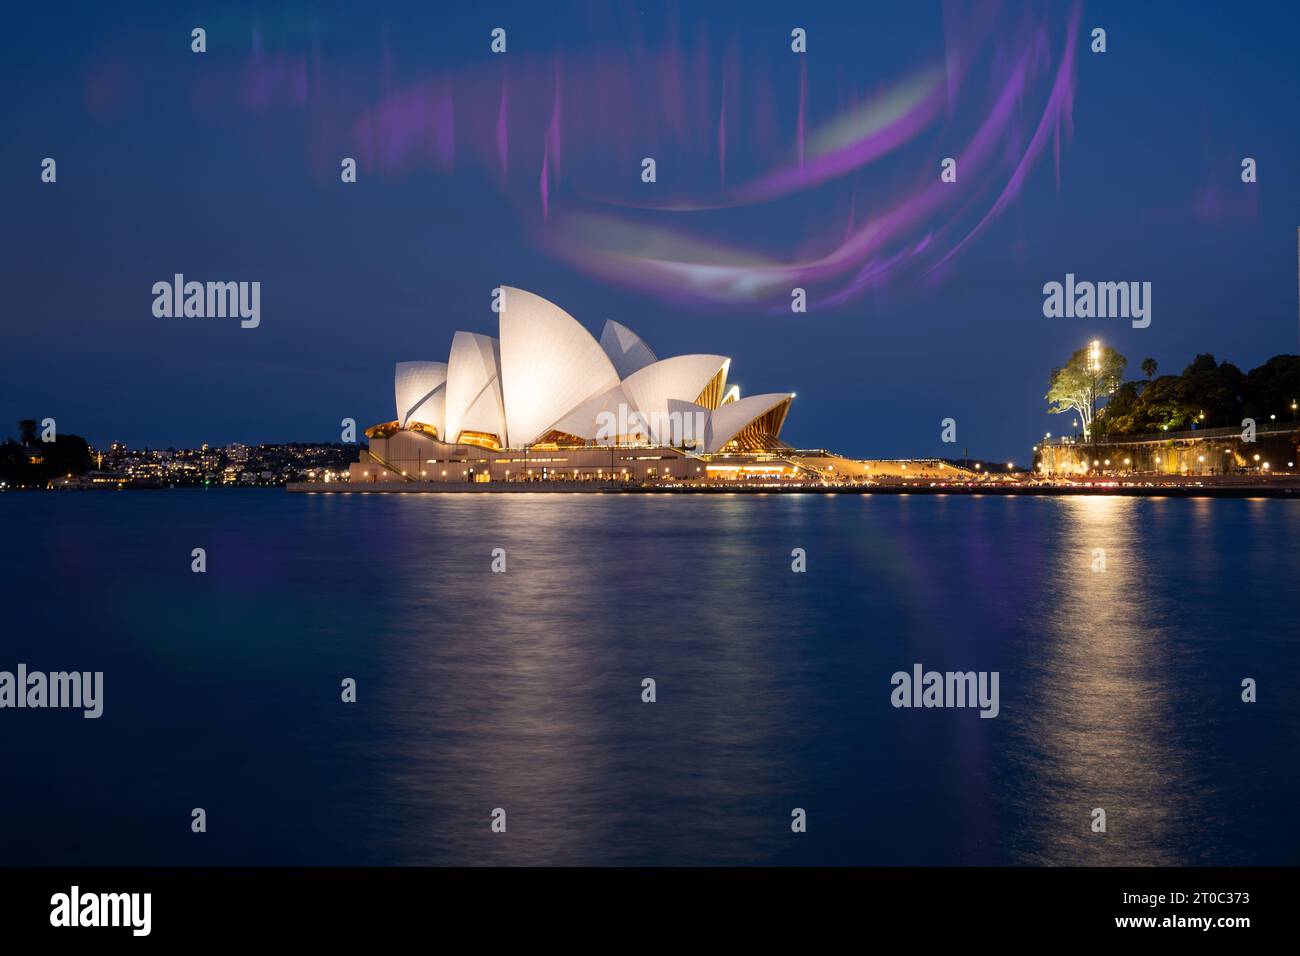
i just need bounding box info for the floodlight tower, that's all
[1088,339,1102,447]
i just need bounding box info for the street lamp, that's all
[1087,340,1102,447]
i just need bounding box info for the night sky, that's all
[3,1,1298,461]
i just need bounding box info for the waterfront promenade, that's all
[287,476,1300,498]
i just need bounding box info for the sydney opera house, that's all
[349,287,801,484]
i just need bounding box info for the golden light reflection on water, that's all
[1008,496,1194,865]
[5,491,1292,865]
[337,493,1281,865]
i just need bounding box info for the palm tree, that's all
[1141,358,1158,381]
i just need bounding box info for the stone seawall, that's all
[1038,430,1299,478]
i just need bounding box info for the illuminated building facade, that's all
[350,288,796,483]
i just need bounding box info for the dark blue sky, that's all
[3,1,1298,461]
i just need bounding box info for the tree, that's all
[1241,354,1300,421]
[1098,381,1140,435]
[1046,343,1127,439]
[1141,358,1158,381]
[18,419,37,445]
[1174,359,1242,427]
[43,434,93,478]
[1121,375,1196,433]
[0,430,92,486]
[1062,352,1299,439]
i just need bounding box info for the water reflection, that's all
[1006,496,1192,864]
[373,496,821,864]
[5,490,1295,864]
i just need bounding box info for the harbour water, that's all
[1,490,1297,865]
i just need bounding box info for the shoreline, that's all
[285,480,1300,498]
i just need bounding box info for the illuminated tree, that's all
[1046,341,1126,440]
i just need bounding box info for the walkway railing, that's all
[1042,421,1298,447]
[365,447,414,481]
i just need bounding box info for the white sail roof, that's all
[659,399,712,447]
[498,287,621,447]
[444,332,505,444]
[620,354,730,441]
[388,289,790,453]
[394,361,448,429]
[705,392,794,453]
[406,384,446,435]
[599,319,658,380]
[548,384,633,443]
